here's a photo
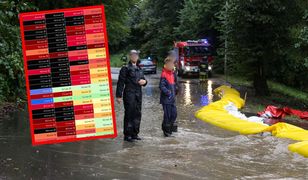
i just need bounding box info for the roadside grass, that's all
[226,75,308,103]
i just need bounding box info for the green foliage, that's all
[217,0,299,95]
[127,0,184,59]
[0,0,35,102]
[176,0,224,43]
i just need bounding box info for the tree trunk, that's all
[253,62,270,96]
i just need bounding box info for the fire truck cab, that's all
[174,39,214,77]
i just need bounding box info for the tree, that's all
[218,0,298,96]
[176,0,224,46]
[129,0,184,59]
[0,0,35,102]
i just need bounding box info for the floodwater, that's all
[0,71,307,180]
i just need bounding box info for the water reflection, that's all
[184,81,192,106]
[207,80,213,103]
[199,80,213,106]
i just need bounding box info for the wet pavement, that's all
[0,69,308,180]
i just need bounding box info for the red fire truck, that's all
[173,39,214,77]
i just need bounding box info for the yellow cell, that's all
[90,78,109,84]
[76,124,96,130]
[92,98,111,104]
[93,102,111,108]
[94,112,112,118]
[75,119,95,125]
[73,99,93,105]
[90,67,107,74]
[94,107,112,113]
[88,48,106,59]
[72,89,92,96]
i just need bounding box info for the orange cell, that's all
[90,73,108,79]
[94,112,112,118]
[86,33,104,40]
[34,132,57,140]
[26,48,49,56]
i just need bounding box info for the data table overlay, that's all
[19,5,117,145]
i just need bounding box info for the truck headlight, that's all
[185,66,190,71]
[208,66,212,70]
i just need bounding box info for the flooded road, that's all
[0,71,308,179]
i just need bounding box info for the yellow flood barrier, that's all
[195,85,308,157]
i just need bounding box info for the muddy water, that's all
[0,73,307,180]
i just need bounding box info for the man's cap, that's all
[129,49,139,55]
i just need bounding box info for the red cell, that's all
[53,91,73,97]
[26,44,48,51]
[67,35,86,42]
[85,18,103,24]
[26,54,49,61]
[70,69,90,76]
[87,43,104,49]
[24,24,46,31]
[67,40,87,47]
[49,52,68,59]
[74,109,94,115]
[71,79,91,86]
[28,68,51,76]
[25,39,48,46]
[57,130,76,136]
[85,28,103,34]
[57,126,76,132]
[76,129,96,135]
[54,101,74,108]
[22,14,45,21]
[70,64,89,71]
[64,10,83,17]
[84,14,102,20]
[31,103,55,110]
[32,117,56,124]
[66,30,85,36]
[31,93,53,100]
[33,122,57,129]
[74,104,93,111]
[56,120,75,127]
[68,55,88,61]
[66,25,85,32]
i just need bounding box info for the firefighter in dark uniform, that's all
[199,56,209,82]
[116,50,147,142]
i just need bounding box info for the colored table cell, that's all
[83,8,102,15]
[22,14,45,21]
[26,48,49,56]
[85,23,103,30]
[64,10,84,17]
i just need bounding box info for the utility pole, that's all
[224,1,229,83]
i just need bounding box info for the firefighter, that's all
[167,50,179,132]
[159,56,178,137]
[116,50,147,142]
[199,56,208,82]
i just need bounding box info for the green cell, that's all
[53,96,73,102]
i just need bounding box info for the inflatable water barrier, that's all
[195,85,308,157]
